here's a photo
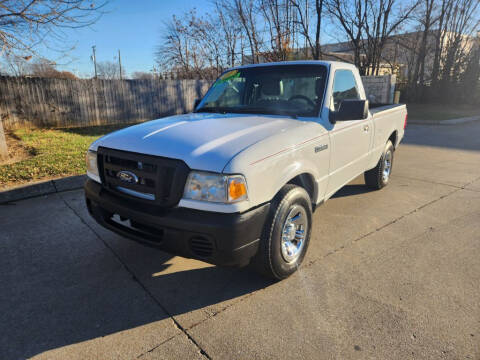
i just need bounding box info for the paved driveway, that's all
[1,122,479,359]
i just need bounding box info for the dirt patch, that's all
[0,132,35,166]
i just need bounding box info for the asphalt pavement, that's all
[1,121,479,359]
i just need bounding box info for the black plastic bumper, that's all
[84,179,269,266]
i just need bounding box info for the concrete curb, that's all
[0,175,86,204]
[409,115,480,126]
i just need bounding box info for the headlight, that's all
[86,150,100,183]
[183,172,248,203]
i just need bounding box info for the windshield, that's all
[195,65,328,117]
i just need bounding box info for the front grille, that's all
[97,147,189,208]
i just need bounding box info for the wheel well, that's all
[287,173,316,204]
[388,131,398,148]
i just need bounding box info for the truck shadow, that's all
[8,237,272,359]
[120,243,274,321]
[331,183,375,198]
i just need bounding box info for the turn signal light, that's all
[228,178,247,202]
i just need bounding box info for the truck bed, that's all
[370,103,406,115]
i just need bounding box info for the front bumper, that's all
[84,179,269,266]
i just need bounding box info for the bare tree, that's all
[325,0,418,75]
[131,71,155,80]
[29,59,57,77]
[439,0,480,84]
[157,14,192,78]
[232,0,264,63]
[28,58,77,79]
[258,0,295,61]
[214,0,242,67]
[97,61,124,80]
[290,0,324,60]
[325,0,368,72]
[430,0,452,85]
[155,0,478,105]
[412,0,437,87]
[157,7,242,79]
[391,0,441,100]
[189,11,225,76]
[156,11,215,79]
[0,54,76,78]
[460,34,480,101]
[1,53,32,76]
[365,0,419,75]
[0,0,107,57]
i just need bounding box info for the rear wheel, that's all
[252,185,312,280]
[364,140,394,189]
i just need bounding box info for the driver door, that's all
[326,70,373,196]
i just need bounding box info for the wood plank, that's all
[0,116,8,160]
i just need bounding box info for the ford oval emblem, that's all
[116,170,139,184]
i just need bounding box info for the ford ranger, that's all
[84,61,407,280]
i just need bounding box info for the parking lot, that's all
[1,121,479,360]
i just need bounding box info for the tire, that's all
[364,140,394,189]
[252,184,312,280]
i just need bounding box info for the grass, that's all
[407,103,480,121]
[0,123,135,189]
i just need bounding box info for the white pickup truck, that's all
[85,61,407,279]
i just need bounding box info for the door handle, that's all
[363,124,369,132]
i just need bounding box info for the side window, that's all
[332,70,359,111]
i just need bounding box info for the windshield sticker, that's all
[215,70,240,86]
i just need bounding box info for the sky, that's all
[44,0,213,77]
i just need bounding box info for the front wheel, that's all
[364,140,394,189]
[252,185,312,280]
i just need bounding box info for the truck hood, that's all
[92,113,305,172]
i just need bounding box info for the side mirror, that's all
[330,99,369,123]
[193,98,201,110]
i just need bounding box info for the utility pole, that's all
[118,49,122,80]
[92,45,97,79]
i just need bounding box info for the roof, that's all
[231,60,356,71]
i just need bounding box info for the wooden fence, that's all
[0,75,396,130]
[0,77,211,130]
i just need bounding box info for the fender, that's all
[225,126,331,208]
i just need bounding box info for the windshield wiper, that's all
[195,107,229,114]
[195,106,301,119]
[230,107,300,119]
